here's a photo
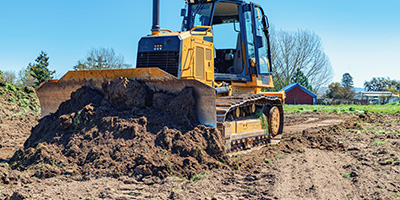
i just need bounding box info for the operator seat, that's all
[226,33,243,74]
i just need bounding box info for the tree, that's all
[270,29,334,92]
[73,47,132,70]
[326,82,344,99]
[18,68,36,87]
[28,51,55,87]
[364,77,400,104]
[364,77,387,91]
[340,73,355,99]
[364,77,400,92]
[326,79,355,99]
[341,73,354,89]
[290,68,312,91]
[2,71,17,84]
[0,70,4,82]
[0,70,17,84]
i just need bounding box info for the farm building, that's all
[281,83,317,105]
[360,91,398,104]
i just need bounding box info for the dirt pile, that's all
[9,78,226,181]
[0,83,40,160]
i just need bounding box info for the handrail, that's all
[182,48,195,71]
[190,26,212,34]
[150,28,173,35]
[160,28,173,33]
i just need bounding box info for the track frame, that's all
[216,94,284,152]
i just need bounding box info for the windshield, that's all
[190,3,214,28]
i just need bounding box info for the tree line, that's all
[0,47,131,88]
[0,51,55,88]
[269,28,399,101]
[325,72,399,103]
[325,73,358,99]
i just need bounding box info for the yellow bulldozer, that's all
[37,0,285,152]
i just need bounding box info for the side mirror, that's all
[181,8,187,17]
[255,35,264,48]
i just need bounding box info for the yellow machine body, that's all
[37,0,286,152]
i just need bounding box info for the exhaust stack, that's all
[151,0,160,35]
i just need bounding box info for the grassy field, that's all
[285,103,400,114]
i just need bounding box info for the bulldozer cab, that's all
[183,0,272,83]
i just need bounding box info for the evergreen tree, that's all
[341,73,354,89]
[291,68,313,91]
[28,51,55,87]
[340,73,355,99]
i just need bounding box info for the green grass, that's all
[373,139,388,147]
[18,98,30,107]
[4,83,17,92]
[285,103,400,114]
[342,173,352,178]
[275,152,284,159]
[370,129,400,135]
[173,176,185,182]
[1,83,41,113]
[190,171,209,182]
[7,97,16,103]
[128,191,143,197]
[255,109,268,132]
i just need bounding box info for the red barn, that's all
[281,83,317,105]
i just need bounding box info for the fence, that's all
[318,98,369,105]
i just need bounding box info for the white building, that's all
[360,91,398,104]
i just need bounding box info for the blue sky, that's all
[0,0,399,87]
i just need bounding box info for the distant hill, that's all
[354,87,366,93]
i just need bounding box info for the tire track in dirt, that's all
[272,149,357,199]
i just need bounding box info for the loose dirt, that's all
[8,78,226,182]
[0,83,40,161]
[1,80,400,199]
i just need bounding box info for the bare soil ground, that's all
[1,80,400,199]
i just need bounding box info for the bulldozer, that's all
[37,0,285,152]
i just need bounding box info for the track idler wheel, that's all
[268,106,280,137]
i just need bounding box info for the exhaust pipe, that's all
[151,0,160,35]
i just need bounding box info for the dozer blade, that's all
[37,68,216,127]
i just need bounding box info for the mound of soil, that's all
[0,83,40,160]
[9,78,226,180]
